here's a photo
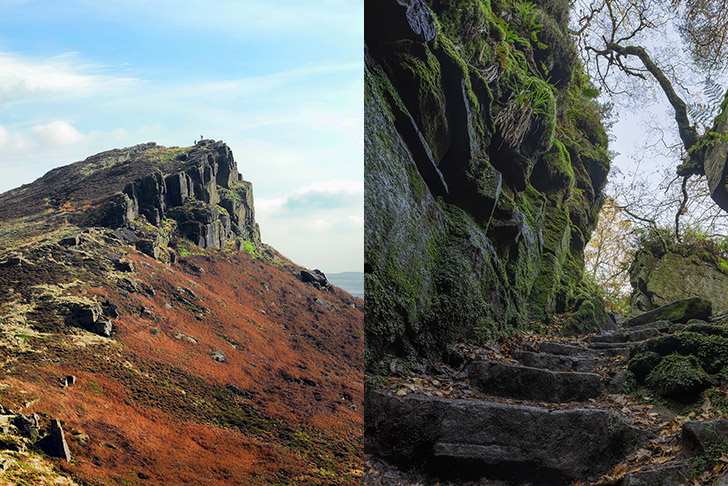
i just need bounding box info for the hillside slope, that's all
[0,141,363,485]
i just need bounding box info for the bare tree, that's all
[572,0,728,239]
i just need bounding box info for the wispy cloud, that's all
[0,51,136,107]
[257,180,363,216]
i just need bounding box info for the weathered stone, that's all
[365,391,646,483]
[101,300,119,318]
[62,375,76,387]
[590,328,660,344]
[113,258,135,272]
[536,341,597,357]
[683,420,728,462]
[365,0,437,46]
[301,269,328,287]
[88,319,113,338]
[111,227,141,244]
[513,350,602,372]
[626,297,712,327]
[630,251,728,315]
[65,301,111,336]
[211,350,227,362]
[43,419,71,461]
[468,361,603,402]
[623,464,688,486]
[59,235,80,246]
[13,414,39,441]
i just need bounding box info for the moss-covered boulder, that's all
[630,250,728,316]
[625,297,712,328]
[645,354,709,400]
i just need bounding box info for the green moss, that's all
[405,163,426,203]
[645,353,708,399]
[561,295,607,336]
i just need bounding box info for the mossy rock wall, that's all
[630,250,728,316]
[365,0,611,366]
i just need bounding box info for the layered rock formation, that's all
[365,0,611,364]
[99,140,261,249]
[0,140,260,263]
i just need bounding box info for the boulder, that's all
[301,269,328,287]
[211,350,227,362]
[64,302,113,337]
[468,361,603,402]
[42,419,71,461]
[13,414,39,441]
[629,251,728,315]
[682,419,728,457]
[623,464,688,486]
[625,297,712,327]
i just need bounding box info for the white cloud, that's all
[0,51,136,107]
[254,179,363,272]
[32,120,85,146]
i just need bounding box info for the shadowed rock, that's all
[623,464,688,486]
[42,419,71,461]
[514,350,603,372]
[365,391,647,484]
[468,361,603,402]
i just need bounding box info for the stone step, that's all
[588,341,632,355]
[628,320,673,333]
[590,327,660,344]
[534,341,598,357]
[468,361,603,402]
[513,350,603,372]
[365,390,648,484]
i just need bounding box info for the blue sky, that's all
[0,0,363,274]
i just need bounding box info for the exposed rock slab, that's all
[365,391,647,483]
[623,464,688,486]
[590,327,660,344]
[682,419,728,457]
[513,350,603,372]
[42,419,71,461]
[625,297,712,327]
[468,361,603,402]
[535,341,599,357]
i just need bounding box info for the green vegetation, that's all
[645,353,708,398]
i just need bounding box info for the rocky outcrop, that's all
[99,140,261,249]
[365,0,611,364]
[629,249,728,315]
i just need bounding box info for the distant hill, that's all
[328,272,364,299]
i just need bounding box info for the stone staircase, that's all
[365,298,728,485]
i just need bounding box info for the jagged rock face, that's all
[629,249,728,316]
[99,140,261,248]
[365,0,611,364]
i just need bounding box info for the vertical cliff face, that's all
[99,140,261,250]
[365,0,612,365]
